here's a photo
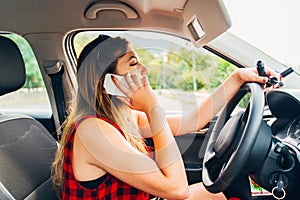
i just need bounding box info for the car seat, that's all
[0,36,58,200]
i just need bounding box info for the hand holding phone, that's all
[103,73,129,97]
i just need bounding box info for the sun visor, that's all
[183,0,231,46]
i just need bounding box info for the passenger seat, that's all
[0,36,58,200]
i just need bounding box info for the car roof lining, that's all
[0,0,230,46]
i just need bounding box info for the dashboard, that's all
[287,116,300,143]
[249,89,300,199]
[266,89,300,142]
[266,89,300,160]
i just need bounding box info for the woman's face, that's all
[115,46,149,76]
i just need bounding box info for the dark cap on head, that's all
[77,34,111,70]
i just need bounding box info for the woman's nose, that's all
[139,64,149,75]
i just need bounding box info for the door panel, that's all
[175,133,205,184]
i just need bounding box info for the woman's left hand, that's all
[234,67,282,89]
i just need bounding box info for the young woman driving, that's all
[51,35,277,199]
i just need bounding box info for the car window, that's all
[73,31,238,114]
[0,33,52,117]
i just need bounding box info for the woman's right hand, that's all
[113,72,159,113]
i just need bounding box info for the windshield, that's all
[224,0,300,78]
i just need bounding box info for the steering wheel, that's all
[202,82,265,193]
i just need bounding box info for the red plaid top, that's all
[62,115,150,200]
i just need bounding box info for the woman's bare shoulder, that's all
[76,117,120,136]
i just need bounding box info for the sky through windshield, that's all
[224,0,300,68]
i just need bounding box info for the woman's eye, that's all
[130,62,138,66]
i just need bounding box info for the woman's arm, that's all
[167,70,244,136]
[77,114,189,199]
[169,67,279,136]
[137,67,277,137]
[76,73,189,199]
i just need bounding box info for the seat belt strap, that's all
[49,67,67,125]
[44,60,67,139]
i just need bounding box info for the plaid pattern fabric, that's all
[62,115,150,200]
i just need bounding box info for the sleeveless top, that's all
[62,115,150,200]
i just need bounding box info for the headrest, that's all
[0,36,26,96]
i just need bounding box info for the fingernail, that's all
[263,77,268,83]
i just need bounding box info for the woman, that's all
[51,34,276,199]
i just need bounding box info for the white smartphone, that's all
[103,73,128,97]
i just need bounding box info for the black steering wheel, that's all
[202,83,265,193]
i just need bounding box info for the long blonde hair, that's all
[51,35,147,197]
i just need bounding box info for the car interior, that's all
[0,0,299,200]
[0,36,58,200]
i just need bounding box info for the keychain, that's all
[256,60,294,87]
[271,174,286,200]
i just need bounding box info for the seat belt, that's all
[44,60,67,140]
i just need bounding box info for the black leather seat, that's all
[0,36,58,200]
